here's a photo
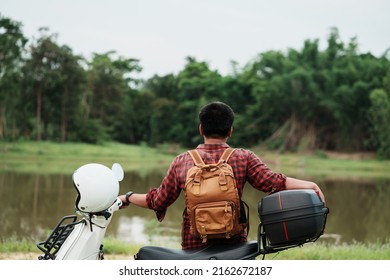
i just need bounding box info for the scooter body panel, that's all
[55,221,107,260]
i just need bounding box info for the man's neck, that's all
[203,137,228,144]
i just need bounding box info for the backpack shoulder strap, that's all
[188,149,205,166]
[219,148,236,163]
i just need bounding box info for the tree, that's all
[22,28,64,141]
[20,28,89,142]
[56,46,86,142]
[238,28,390,153]
[0,15,27,139]
[143,74,179,145]
[175,57,225,146]
[86,52,141,141]
[369,88,390,158]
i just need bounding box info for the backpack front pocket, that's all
[194,201,236,242]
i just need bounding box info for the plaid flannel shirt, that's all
[146,143,286,249]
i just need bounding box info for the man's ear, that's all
[199,124,204,136]
[228,127,233,137]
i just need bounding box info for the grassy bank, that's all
[1,140,389,178]
[0,141,177,175]
[1,237,389,260]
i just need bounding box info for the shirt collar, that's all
[196,143,230,150]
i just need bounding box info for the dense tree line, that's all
[1,15,390,157]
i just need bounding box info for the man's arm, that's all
[285,177,326,204]
[118,193,148,208]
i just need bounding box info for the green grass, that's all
[1,140,389,179]
[1,237,389,260]
[251,147,390,179]
[100,237,142,255]
[264,242,390,260]
[0,237,38,253]
[0,141,177,175]
[91,239,390,260]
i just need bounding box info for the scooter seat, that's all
[134,241,259,260]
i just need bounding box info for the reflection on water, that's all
[0,170,389,248]
[117,216,148,244]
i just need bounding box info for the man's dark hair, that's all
[199,102,234,138]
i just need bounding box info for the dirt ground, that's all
[0,252,134,260]
[0,252,41,260]
[324,151,375,160]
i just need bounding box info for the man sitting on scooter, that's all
[118,101,325,250]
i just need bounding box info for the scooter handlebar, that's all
[111,197,123,212]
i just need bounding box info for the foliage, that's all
[0,15,27,140]
[1,14,390,157]
[0,236,37,252]
[368,88,390,158]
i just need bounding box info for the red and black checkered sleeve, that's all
[145,154,186,221]
[245,150,286,193]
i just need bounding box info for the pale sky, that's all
[1,0,389,79]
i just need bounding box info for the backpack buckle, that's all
[200,226,207,243]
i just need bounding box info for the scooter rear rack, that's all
[37,215,84,260]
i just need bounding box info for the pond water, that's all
[0,170,389,248]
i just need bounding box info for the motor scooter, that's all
[37,163,329,260]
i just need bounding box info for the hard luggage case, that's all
[258,189,329,253]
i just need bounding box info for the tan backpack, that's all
[184,148,246,243]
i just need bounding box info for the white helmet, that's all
[72,163,124,213]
